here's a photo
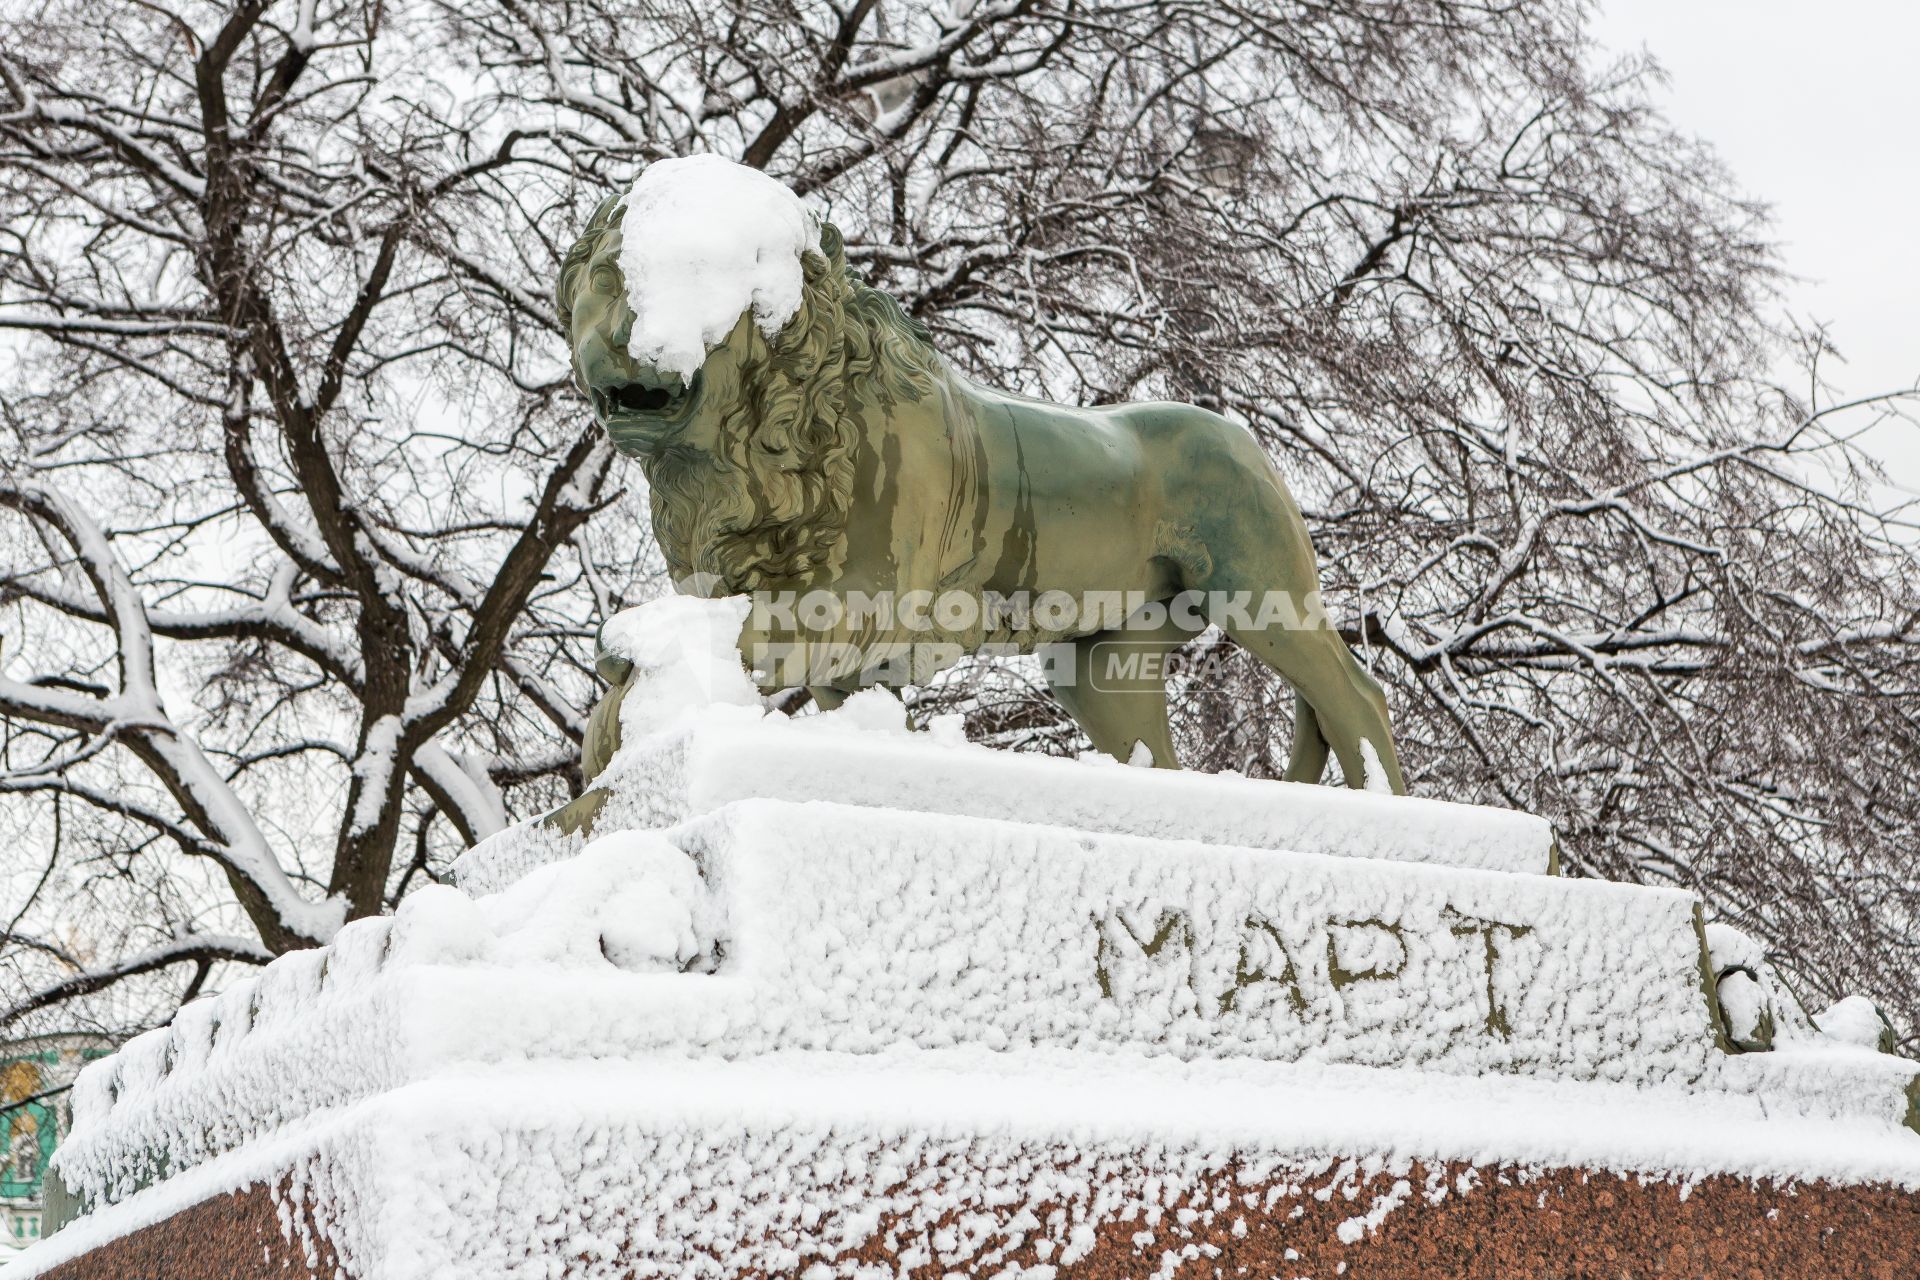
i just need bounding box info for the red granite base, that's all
[29,1158,1917,1280]
[34,1178,339,1280]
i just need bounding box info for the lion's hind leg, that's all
[1170,433,1407,793]
[1048,609,1197,768]
[1284,691,1330,785]
[1223,617,1406,793]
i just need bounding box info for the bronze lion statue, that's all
[557,165,1405,795]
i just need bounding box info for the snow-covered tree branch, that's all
[1,0,635,1030]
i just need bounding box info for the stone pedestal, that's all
[24,1133,1920,1279]
[12,695,1918,1279]
[17,1051,1920,1279]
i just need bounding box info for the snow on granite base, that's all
[46,798,1917,1216]
[675,800,1699,1077]
[15,1053,1920,1280]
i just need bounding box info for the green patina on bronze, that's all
[557,188,1405,792]
[1714,964,1778,1053]
[1692,904,1737,1056]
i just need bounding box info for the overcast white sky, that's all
[1594,0,1920,498]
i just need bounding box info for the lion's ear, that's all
[817,220,847,267]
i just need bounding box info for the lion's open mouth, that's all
[614,384,672,413]
[592,385,661,416]
[590,372,703,459]
[592,375,693,421]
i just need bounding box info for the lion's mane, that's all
[561,199,939,593]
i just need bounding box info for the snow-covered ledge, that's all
[454,596,1559,897]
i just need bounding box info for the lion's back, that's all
[965,382,1290,525]
[1103,399,1283,493]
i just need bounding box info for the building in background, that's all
[0,1035,112,1256]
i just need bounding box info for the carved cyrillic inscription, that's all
[1444,908,1532,1038]
[1218,916,1307,1015]
[1326,918,1408,988]
[1093,908,1195,1000]
[1093,903,1532,1040]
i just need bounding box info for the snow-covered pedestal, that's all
[12,600,1920,1280]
